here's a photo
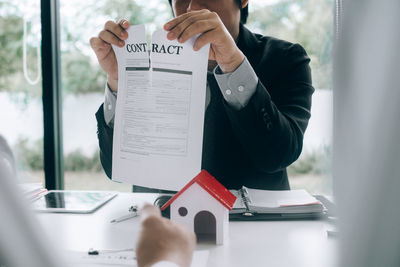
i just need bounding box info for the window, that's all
[1,0,334,195]
[247,0,334,195]
[58,0,333,194]
[179,206,188,216]
[60,0,172,191]
[0,0,44,184]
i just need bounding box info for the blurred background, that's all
[0,0,333,194]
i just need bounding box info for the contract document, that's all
[112,24,210,190]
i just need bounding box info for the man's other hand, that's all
[136,204,196,267]
[164,10,244,73]
[89,19,130,92]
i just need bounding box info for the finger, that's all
[193,30,217,51]
[193,32,216,60]
[164,9,209,31]
[209,48,216,60]
[117,18,130,29]
[104,20,128,40]
[140,203,161,222]
[178,19,218,43]
[166,13,210,41]
[89,37,109,51]
[193,32,217,60]
[98,29,125,47]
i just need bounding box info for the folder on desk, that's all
[229,187,326,220]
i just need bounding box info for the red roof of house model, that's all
[161,170,237,211]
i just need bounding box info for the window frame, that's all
[41,0,64,190]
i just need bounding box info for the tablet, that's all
[32,190,117,214]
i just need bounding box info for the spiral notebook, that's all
[229,187,326,220]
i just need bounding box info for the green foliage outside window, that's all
[1,0,333,176]
[1,0,333,96]
[248,0,333,90]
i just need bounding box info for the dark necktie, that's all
[201,73,221,170]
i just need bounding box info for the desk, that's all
[36,193,337,267]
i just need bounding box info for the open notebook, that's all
[229,187,325,220]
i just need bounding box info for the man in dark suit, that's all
[90,0,314,192]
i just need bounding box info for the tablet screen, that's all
[32,191,117,213]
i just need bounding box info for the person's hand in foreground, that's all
[89,19,130,92]
[136,204,196,267]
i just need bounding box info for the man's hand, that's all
[89,19,130,92]
[136,204,196,267]
[164,9,244,73]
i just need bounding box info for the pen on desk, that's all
[88,247,135,255]
[110,212,138,223]
[110,205,138,223]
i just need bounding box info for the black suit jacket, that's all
[95,24,314,191]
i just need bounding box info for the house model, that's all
[162,170,237,245]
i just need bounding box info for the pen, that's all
[88,247,135,255]
[110,212,138,223]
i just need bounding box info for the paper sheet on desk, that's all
[112,25,210,190]
[68,250,209,267]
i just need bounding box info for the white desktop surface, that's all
[35,193,337,267]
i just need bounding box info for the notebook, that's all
[229,187,326,220]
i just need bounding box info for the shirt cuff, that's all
[103,83,117,127]
[213,57,258,110]
[151,261,180,267]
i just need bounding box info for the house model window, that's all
[178,207,188,216]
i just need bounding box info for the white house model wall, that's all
[170,182,229,245]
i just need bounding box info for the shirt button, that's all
[226,89,232,95]
[238,85,244,92]
[107,104,112,110]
